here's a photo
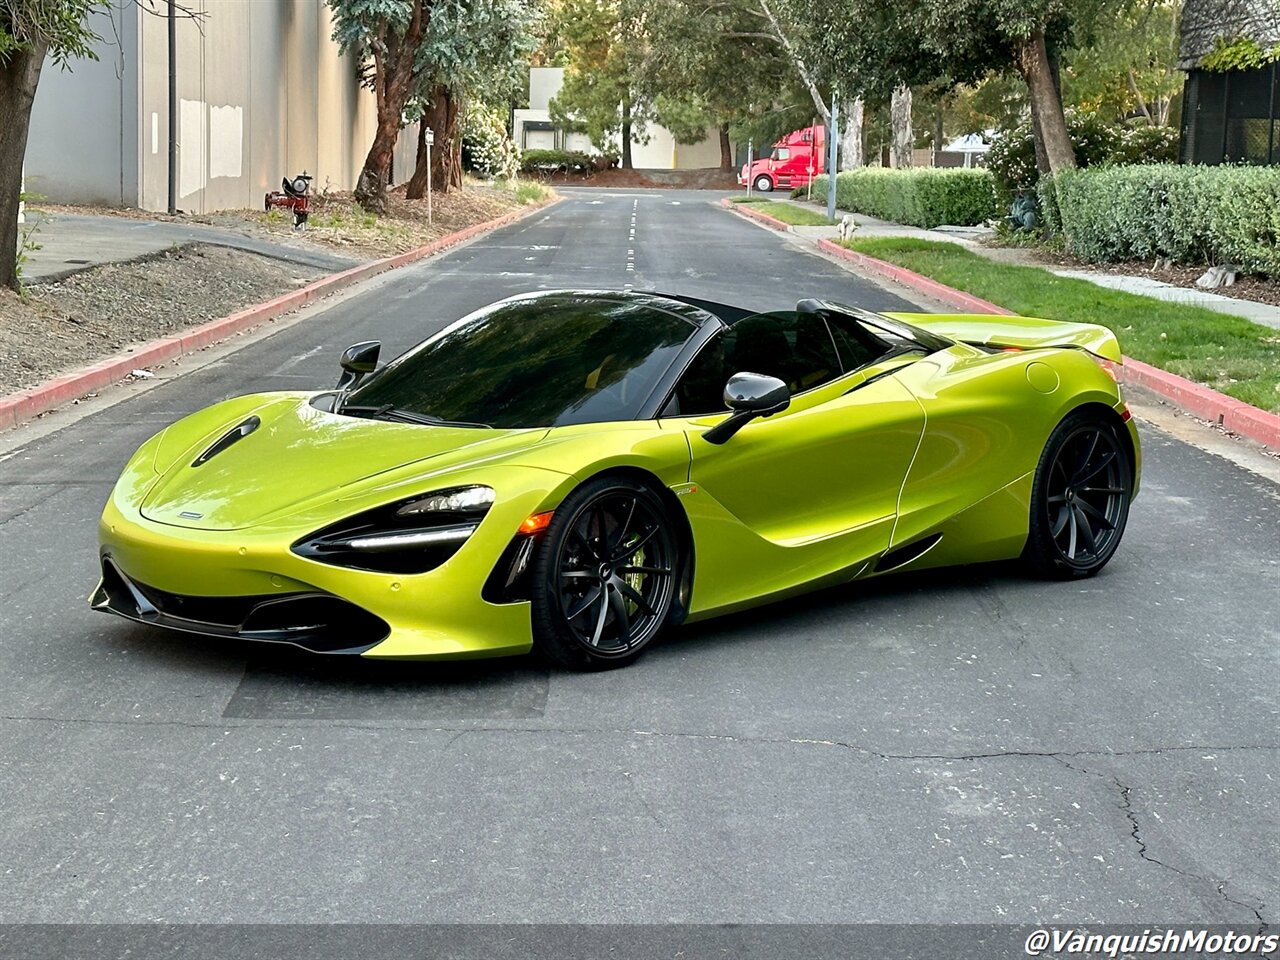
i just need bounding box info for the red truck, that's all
[738,124,826,193]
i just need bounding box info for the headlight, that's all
[396,485,494,517]
[292,486,495,574]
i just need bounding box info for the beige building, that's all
[24,0,416,213]
[513,67,722,169]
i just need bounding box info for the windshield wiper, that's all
[341,404,492,429]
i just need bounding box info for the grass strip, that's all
[729,198,835,226]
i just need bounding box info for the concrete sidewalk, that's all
[22,210,361,282]
[771,195,1280,331]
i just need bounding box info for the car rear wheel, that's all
[531,477,679,670]
[1023,411,1132,579]
[753,175,774,193]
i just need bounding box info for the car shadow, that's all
[661,559,1024,655]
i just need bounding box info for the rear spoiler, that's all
[884,312,1123,364]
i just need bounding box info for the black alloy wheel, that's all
[531,477,678,669]
[1024,411,1132,579]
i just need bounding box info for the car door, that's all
[661,312,926,616]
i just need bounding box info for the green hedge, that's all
[519,149,594,174]
[1040,164,1280,275]
[810,168,998,228]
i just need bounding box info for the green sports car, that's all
[93,290,1140,669]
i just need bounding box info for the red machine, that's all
[738,125,826,193]
[265,172,312,229]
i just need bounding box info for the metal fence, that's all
[1180,64,1279,164]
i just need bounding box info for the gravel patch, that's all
[0,244,322,395]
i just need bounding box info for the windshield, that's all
[342,295,696,429]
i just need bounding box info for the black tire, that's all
[1023,410,1132,579]
[530,476,679,670]
[753,175,774,193]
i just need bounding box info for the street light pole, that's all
[826,97,839,223]
[167,0,177,215]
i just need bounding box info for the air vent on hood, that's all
[192,416,261,467]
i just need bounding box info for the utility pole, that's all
[826,97,839,223]
[167,0,177,215]
[745,139,753,197]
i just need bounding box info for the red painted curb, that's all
[814,240,1280,451]
[0,197,559,432]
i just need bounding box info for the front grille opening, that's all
[95,557,389,654]
[240,595,390,652]
[482,534,539,604]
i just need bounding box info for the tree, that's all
[548,0,648,168]
[328,0,431,213]
[636,0,814,170]
[1,0,100,291]
[405,0,539,197]
[1062,0,1182,127]
[779,0,1083,174]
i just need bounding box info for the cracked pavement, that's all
[0,189,1276,925]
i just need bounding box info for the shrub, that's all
[461,103,520,180]
[987,113,1178,198]
[1043,164,1280,275]
[809,168,997,228]
[518,149,595,175]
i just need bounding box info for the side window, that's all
[772,147,790,161]
[668,313,858,417]
[727,313,840,395]
[671,331,733,416]
[825,314,893,373]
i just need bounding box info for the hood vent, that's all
[192,416,261,467]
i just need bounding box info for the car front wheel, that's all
[530,477,679,670]
[753,175,774,193]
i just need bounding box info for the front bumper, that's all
[92,556,391,654]
[94,485,556,660]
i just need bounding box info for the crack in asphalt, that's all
[1052,755,1270,931]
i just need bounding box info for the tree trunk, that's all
[0,43,46,292]
[889,84,912,169]
[355,112,403,214]
[1016,29,1076,174]
[620,100,633,170]
[1029,107,1051,177]
[839,98,863,170]
[353,10,427,214]
[934,105,944,161]
[407,84,462,199]
[718,123,733,171]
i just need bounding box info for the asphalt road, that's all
[1,189,1277,937]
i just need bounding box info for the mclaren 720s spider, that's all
[94,290,1139,669]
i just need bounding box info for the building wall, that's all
[24,3,139,206]
[27,0,415,213]
[529,67,564,111]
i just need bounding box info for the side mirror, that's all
[336,340,380,390]
[702,372,790,445]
